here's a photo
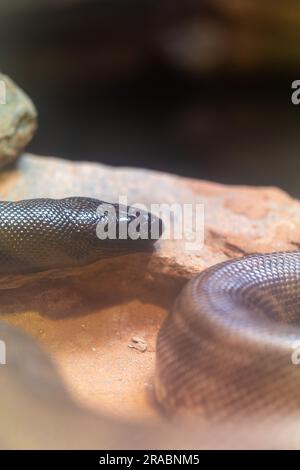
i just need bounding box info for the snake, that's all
[1,196,300,443]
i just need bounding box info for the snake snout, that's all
[116,204,164,244]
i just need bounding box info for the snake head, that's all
[95,201,164,252]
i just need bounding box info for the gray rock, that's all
[0,74,37,168]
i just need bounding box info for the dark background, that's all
[1,1,299,195]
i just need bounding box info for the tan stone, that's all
[1,153,300,448]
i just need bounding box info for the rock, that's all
[2,153,300,448]
[1,153,300,284]
[0,74,37,168]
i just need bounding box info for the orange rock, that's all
[2,153,300,448]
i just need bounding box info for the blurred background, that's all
[0,1,299,195]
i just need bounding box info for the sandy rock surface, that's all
[1,153,300,448]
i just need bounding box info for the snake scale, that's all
[1,196,300,425]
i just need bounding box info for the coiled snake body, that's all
[1,197,300,422]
